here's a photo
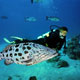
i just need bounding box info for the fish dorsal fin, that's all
[4,59,14,65]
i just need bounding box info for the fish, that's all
[24,17,36,22]
[46,16,60,22]
[31,0,42,4]
[1,16,8,19]
[0,42,58,66]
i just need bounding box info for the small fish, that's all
[1,16,8,19]
[46,16,60,22]
[24,17,36,22]
[0,42,58,66]
[31,0,42,4]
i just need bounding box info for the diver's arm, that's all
[37,31,50,39]
[63,38,67,49]
[48,30,59,39]
[57,38,67,50]
[56,44,63,50]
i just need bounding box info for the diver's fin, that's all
[11,36,23,41]
[4,59,13,65]
[3,38,15,44]
[3,38,13,44]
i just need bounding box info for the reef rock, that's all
[8,76,12,80]
[56,60,69,68]
[63,34,80,60]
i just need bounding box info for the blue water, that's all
[0,0,80,80]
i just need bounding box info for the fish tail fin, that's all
[0,52,3,60]
[46,16,48,20]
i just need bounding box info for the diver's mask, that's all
[59,30,67,39]
[50,25,67,39]
[59,35,65,39]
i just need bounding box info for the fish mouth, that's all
[48,52,58,59]
[52,52,58,56]
[53,52,58,56]
[39,52,58,61]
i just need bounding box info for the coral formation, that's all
[63,34,80,60]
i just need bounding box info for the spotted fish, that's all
[0,42,58,66]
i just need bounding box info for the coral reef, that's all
[63,34,80,60]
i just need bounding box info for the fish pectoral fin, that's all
[4,59,13,65]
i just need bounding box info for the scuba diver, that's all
[33,25,68,51]
[4,25,68,51]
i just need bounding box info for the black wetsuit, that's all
[14,30,66,50]
[45,30,66,50]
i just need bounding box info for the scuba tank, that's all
[37,25,60,39]
[50,25,60,33]
[49,25,60,38]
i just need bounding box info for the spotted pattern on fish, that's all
[0,42,58,66]
[22,47,26,50]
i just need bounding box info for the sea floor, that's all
[0,43,80,80]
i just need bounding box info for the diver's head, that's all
[59,27,68,39]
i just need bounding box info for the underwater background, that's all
[0,0,80,80]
